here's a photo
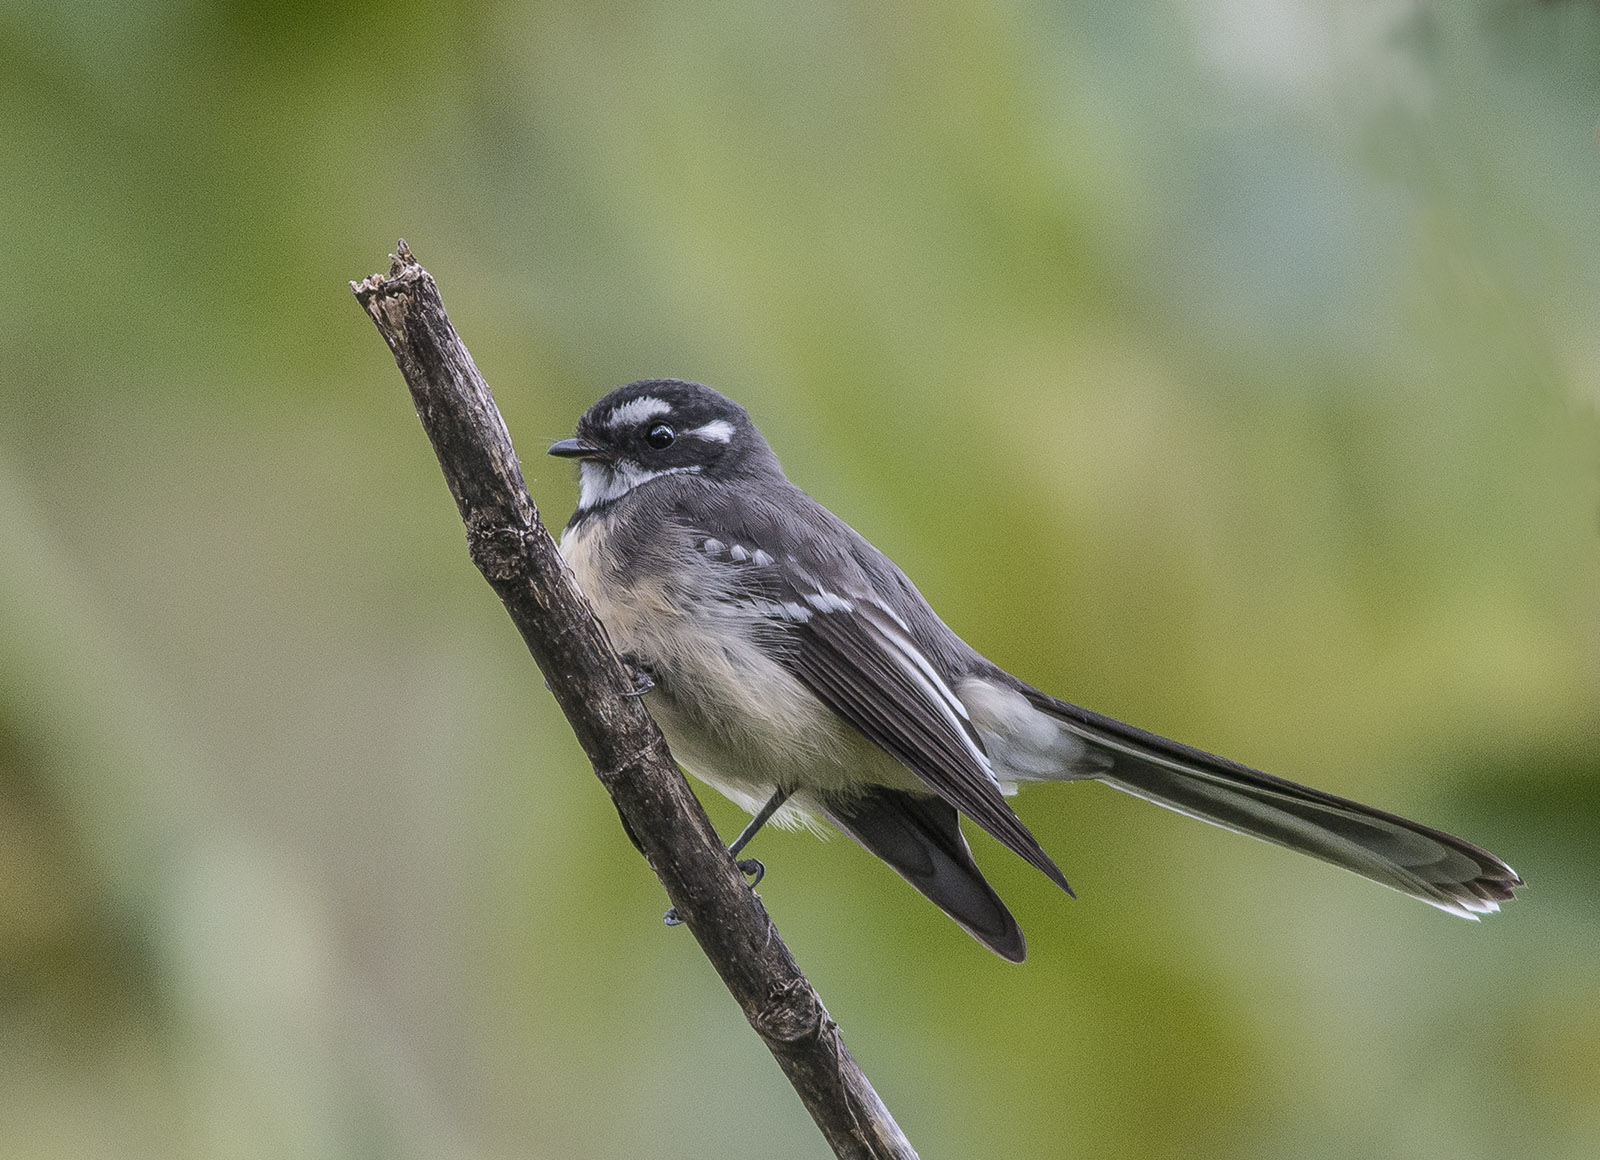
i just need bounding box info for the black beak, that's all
[548,437,603,460]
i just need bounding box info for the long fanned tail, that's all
[1020,689,1523,918]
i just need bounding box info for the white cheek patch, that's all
[604,397,672,430]
[577,459,700,511]
[685,419,735,443]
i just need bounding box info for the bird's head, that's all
[550,379,777,514]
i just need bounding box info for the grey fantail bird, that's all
[550,378,1521,961]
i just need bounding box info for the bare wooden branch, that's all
[352,242,918,1160]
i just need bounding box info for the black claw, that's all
[663,907,683,926]
[620,654,657,698]
[736,857,766,888]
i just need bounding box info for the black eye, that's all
[645,424,676,449]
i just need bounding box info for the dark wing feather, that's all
[821,787,1026,961]
[789,601,1073,896]
[663,480,1071,896]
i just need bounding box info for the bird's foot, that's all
[619,654,657,698]
[736,857,766,888]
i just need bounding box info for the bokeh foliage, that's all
[2,1,1597,1157]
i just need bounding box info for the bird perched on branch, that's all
[550,379,1521,961]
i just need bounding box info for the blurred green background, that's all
[3,1,1598,1157]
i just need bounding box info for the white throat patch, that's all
[577,459,700,512]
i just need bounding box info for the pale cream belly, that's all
[641,670,923,830]
[632,612,924,829]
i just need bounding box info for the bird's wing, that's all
[689,499,1072,896]
[789,595,1071,894]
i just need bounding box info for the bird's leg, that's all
[727,787,790,885]
[664,787,791,926]
[618,653,657,698]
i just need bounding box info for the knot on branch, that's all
[753,977,829,1046]
[466,520,533,583]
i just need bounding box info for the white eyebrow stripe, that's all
[685,419,735,443]
[605,397,672,429]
